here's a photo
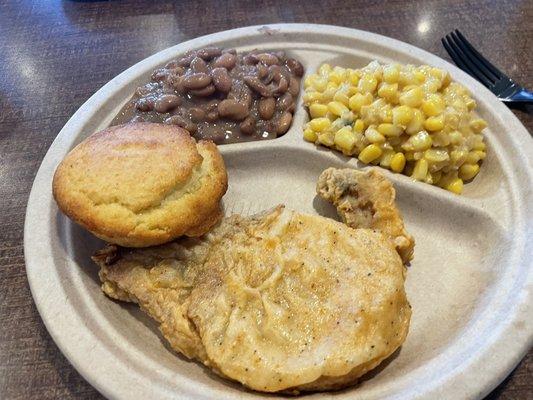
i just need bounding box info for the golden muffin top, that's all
[53,122,227,247]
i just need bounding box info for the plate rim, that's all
[24,23,533,400]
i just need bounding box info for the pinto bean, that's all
[176,54,195,67]
[272,76,289,95]
[154,94,182,113]
[211,68,232,93]
[243,76,272,97]
[285,58,304,77]
[277,93,293,111]
[288,76,300,96]
[257,63,269,80]
[190,57,208,73]
[182,73,211,89]
[258,97,276,120]
[212,53,237,70]
[196,47,222,60]
[228,81,252,109]
[189,84,216,97]
[189,107,206,122]
[276,112,293,134]
[135,97,155,111]
[218,99,249,120]
[253,53,280,66]
[206,111,219,122]
[239,117,256,135]
[243,54,259,65]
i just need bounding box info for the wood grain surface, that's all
[0,0,531,399]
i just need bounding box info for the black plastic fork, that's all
[442,30,533,104]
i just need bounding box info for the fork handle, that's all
[505,89,533,104]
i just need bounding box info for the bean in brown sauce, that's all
[277,112,293,134]
[218,99,249,120]
[211,68,232,93]
[240,117,256,135]
[212,53,237,70]
[154,94,181,113]
[182,73,211,90]
[111,47,304,144]
[258,97,276,120]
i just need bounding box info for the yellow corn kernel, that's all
[377,83,398,100]
[358,74,378,93]
[309,103,328,118]
[308,117,331,132]
[413,70,425,83]
[358,144,383,164]
[333,92,350,106]
[424,148,450,163]
[334,127,356,154]
[379,149,395,167]
[329,71,345,85]
[392,105,413,126]
[303,128,318,142]
[383,65,400,83]
[450,149,468,166]
[474,150,486,160]
[353,119,365,133]
[321,87,336,102]
[411,159,429,181]
[422,94,445,116]
[304,74,316,89]
[403,130,432,151]
[469,118,488,133]
[390,152,406,172]
[473,141,486,151]
[328,101,349,117]
[465,151,481,164]
[349,70,360,85]
[303,91,322,104]
[424,115,445,131]
[318,63,332,76]
[377,123,402,137]
[399,87,424,107]
[364,126,386,143]
[348,93,373,112]
[318,132,335,146]
[405,109,425,135]
[446,178,464,194]
[465,98,477,110]
[380,107,393,123]
[459,163,480,180]
[346,85,359,96]
[448,130,464,145]
[312,77,328,92]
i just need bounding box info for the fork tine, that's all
[442,36,493,88]
[454,30,506,80]
[450,31,499,83]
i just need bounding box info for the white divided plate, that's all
[24,24,532,400]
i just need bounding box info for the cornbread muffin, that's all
[53,123,227,247]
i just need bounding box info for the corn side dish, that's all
[302,61,487,194]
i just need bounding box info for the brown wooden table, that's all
[0,1,531,399]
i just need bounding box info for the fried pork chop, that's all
[317,168,415,263]
[93,169,412,393]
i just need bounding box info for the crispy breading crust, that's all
[94,206,411,393]
[53,123,227,247]
[317,168,415,263]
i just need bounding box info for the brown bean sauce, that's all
[111,47,304,144]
